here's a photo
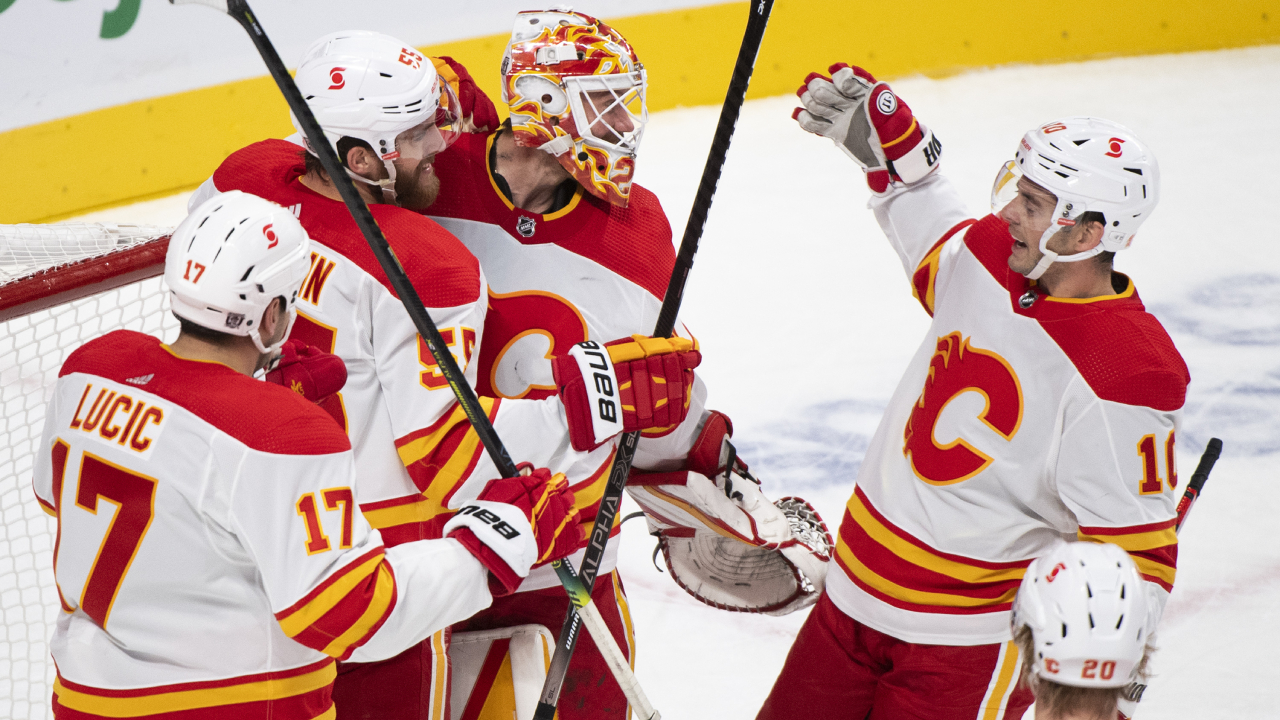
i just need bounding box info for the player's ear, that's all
[345,144,381,179]
[259,296,287,342]
[1076,217,1106,252]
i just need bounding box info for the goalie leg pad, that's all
[448,624,555,720]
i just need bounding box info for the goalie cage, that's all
[0,223,176,720]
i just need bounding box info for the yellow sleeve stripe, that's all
[1131,556,1177,586]
[277,554,384,638]
[52,662,335,716]
[836,541,1020,608]
[1077,527,1177,553]
[321,562,397,658]
[848,493,1025,585]
[362,494,446,530]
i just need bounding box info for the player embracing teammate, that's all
[755,64,1189,719]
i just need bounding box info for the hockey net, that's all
[0,223,176,720]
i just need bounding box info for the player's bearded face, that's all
[393,156,440,210]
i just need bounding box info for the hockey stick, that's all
[534,2,776,718]
[1174,437,1222,533]
[170,0,655,706]
[1123,436,1223,706]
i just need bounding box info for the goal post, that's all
[0,223,174,720]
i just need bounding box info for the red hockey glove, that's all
[264,340,347,404]
[432,56,500,134]
[552,335,702,452]
[444,466,583,596]
[686,410,749,480]
[793,63,941,193]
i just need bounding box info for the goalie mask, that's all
[292,30,461,205]
[628,457,833,616]
[501,9,648,207]
[990,117,1160,280]
[166,191,312,355]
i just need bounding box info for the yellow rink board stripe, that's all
[6,0,1277,223]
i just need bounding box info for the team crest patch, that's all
[516,216,536,238]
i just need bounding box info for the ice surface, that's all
[53,45,1280,718]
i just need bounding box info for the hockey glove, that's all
[629,465,832,616]
[264,339,347,404]
[431,56,500,134]
[793,64,942,193]
[552,335,702,452]
[444,466,583,596]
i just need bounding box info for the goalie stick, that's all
[168,0,655,710]
[1122,436,1223,706]
[535,2,777,718]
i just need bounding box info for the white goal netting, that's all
[0,223,175,720]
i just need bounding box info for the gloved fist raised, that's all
[552,335,702,452]
[431,56,500,134]
[264,339,347,404]
[793,63,942,192]
[444,466,583,596]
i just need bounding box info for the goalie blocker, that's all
[627,411,833,615]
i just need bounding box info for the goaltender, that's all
[33,192,581,719]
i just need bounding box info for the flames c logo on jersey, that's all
[328,67,346,90]
[903,332,1023,485]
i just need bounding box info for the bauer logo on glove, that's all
[552,334,702,451]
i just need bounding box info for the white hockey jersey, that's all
[827,174,1189,646]
[33,331,491,718]
[204,141,612,591]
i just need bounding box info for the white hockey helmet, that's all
[291,30,460,203]
[991,117,1160,280]
[1011,541,1152,689]
[165,191,312,355]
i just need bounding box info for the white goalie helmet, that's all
[1011,541,1153,689]
[991,117,1160,280]
[292,30,460,203]
[165,191,312,355]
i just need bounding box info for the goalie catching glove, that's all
[793,63,942,193]
[627,411,833,616]
[552,335,702,452]
[264,339,347,404]
[444,465,584,596]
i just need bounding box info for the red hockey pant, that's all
[757,592,1033,720]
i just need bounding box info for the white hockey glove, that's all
[793,63,942,193]
[627,411,833,616]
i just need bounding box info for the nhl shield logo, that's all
[516,216,536,238]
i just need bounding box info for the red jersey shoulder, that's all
[62,330,351,455]
[560,184,674,300]
[363,207,482,309]
[1038,289,1189,411]
[212,139,306,203]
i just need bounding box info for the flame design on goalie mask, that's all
[501,9,647,207]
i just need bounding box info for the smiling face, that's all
[1001,176,1061,275]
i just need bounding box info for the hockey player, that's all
[755,66,1189,719]
[32,192,583,719]
[423,10,833,718]
[193,30,702,720]
[1012,541,1155,720]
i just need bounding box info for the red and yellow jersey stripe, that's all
[274,548,398,661]
[911,219,975,317]
[52,659,335,720]
[1078,519,1178,591]
[835,487,1030,615]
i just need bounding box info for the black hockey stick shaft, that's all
[1174,437,1222,533]
[169,0,519,481]
[534,2,776,717]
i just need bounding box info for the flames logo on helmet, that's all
[263,223,278,249]
[1105,136,1126,157]
[328,67,346,90]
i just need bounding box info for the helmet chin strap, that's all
[344,160,399,205]
[251,306,299,357]
[1021,216,1105,281]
